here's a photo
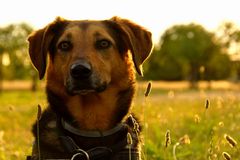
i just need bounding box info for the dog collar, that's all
[61,118,126,138]
[27,114,141,160]
[57,114,140,159]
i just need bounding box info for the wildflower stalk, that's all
[37,105,42,160]
[173,142,180,160]
[173,135,190,160]
[207,128,214,159]
[127,132,133,160]
[142,81,152,160]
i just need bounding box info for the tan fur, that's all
[44,24,134,130]
[28,17,152,131]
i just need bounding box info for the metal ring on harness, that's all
[71,148,90,160]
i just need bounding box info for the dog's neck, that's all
[46,81,135,131]
[65,84,135,130]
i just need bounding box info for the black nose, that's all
[70,61,92,79]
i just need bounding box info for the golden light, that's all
[2,53,10,66]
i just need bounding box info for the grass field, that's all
[0,81,239,160]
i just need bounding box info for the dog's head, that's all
[28,17,153,95]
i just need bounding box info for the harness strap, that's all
[59,136,113,159]
[58,136,80,153]
[59,133,129,159]
[26,115,140,160]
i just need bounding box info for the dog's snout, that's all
[70,61,92,79]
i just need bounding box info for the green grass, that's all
[134,85,240,160]
[0,83,240,159]
[0,90,46,160]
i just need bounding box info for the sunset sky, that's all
[1,0,240,42]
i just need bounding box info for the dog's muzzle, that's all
[66,60,107,95]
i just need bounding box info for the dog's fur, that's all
[28,17,152,159]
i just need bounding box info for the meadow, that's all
[0,81,239,160]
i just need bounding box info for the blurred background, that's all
[1,0,240,90]
[0,0,240,159]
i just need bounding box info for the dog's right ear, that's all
[108,17,153,76]
[28,17,66,79]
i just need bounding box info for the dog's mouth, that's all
[71,89,95,95]
[66,81,108,96]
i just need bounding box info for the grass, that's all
[0,81,240,159]
[0,90,47,160]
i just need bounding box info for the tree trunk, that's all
[189,79,198,89]
[189,63,199,89]
[31,70,37,92]
[207,80,212,90]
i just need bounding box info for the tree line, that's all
[0,23,35,91]
[144,22,240,88]
[0,21,240,90]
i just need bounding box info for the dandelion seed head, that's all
[179,134,191,145]
[205,99,210,110]
[144,81,152,97]
[218,121,224,127]
[224,134,237,148]
[8,105,14,111]
[212,154,217,158]
[168,90,174,99]
[194,114,201,123]
[222,152,231,160]
[165,130,171,148]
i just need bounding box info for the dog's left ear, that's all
[28,17,66,79]
[110,17,153,76]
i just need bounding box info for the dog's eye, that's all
[58,41,72,51]
[95,39,111,49]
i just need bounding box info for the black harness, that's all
[27,115,141,160]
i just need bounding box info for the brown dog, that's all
[27,17,152,160]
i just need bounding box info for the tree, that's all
[144,49,183,80]
[217,22,240,81]
[204,52,231,81]
[217,22,240,50]
[158,23,219,88]
[0,23,33,91]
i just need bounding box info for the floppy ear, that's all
[110,17,153,76]
[28,17,66,79]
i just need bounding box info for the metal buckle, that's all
[71,149,89,160]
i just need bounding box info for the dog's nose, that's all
[70,61,92,79]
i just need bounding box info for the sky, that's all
[1,0,240,43]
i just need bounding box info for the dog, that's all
[27,16,153,160]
